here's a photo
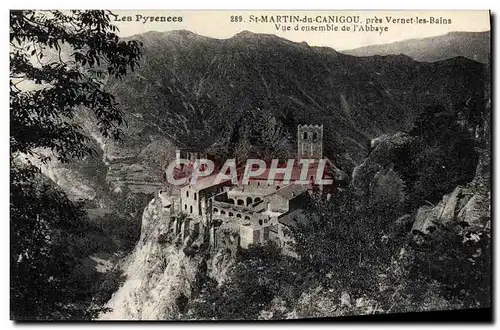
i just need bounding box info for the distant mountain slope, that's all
[106,30,486,170]
[342,31,490,63]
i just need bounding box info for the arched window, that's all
[236,214,242,218]
[258,219,263,226]
[228,199,235,205]
[246,197,253,206]
[194,192,197,200]
[276,186,280,190]
[244,216,250,220]
[184,204,187,210]
[303,132,308,140]
[257,182,260,186]
[254,197,262,203]
[186,191,189,198]
[229,212,234,217]
[221,210,226,215]
[190,205,193,214]
[237,199,244,206]
[313,132,318,140]
[213,208,218,214]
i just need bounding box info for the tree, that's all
[10,10,142,320]
[10,10,142,162]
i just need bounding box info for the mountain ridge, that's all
[109,29,486,169]
[341,30,490,63]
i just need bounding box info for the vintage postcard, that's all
[10,10,491,321]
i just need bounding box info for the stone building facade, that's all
[159,124,341,256]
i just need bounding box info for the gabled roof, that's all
[181,173,231,191]
[278,209,309,227]
[270,184,308,200]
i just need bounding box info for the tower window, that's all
[186,191,189,198]
[194,192,197,201]
[303,132,308,140]
[313,132,318,140]
[190,205,193,214]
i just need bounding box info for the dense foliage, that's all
[10,10,142,320]
[11,164,114,319]
[10,10,142,162]
[394,105,479,208]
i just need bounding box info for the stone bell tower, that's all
[297,124,323,159]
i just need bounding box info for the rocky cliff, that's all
[99,195,233,320]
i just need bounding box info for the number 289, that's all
[230,16,243,22]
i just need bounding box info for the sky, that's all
[112,10,490,50]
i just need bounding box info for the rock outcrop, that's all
[411,184,489,236]
[352,132,414,194]
[99,194,233,320]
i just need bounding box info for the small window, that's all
[186,191,189,198]
[194,192,197,200]
[184,204,187,210]
[258,219,263,226]
[229,212,234,217]
[313,132,318,140]
[276,186,280,190]
[190,205,193,214]
[303,132,308,140]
